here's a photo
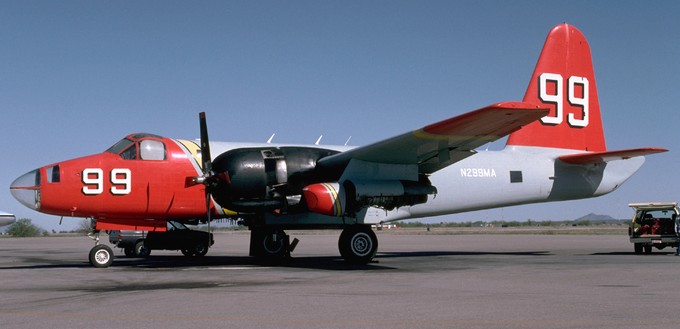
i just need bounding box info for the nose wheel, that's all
[89,244,114,268]
[87,230,114,268]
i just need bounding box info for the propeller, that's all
[199,112,213,240]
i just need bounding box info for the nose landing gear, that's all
[87,230,114,268]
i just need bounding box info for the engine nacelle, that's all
[302,183,344,216]
[210,146,339,212]
[303,179,437,217]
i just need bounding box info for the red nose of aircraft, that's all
[10,169,41,211]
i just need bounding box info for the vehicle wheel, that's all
[135,240,151,258]
[192,241,209,257]
[338,226,378,264]
[644,245,652,254]
[89,245,114,268]
[124,247,135,257]
[634,243,643,254]
[181,249,194,257]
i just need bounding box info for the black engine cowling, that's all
[209,146,340,212]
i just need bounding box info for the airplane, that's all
[9,23,667,268]
[0,211,16,227]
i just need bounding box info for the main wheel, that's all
[89,245,114,268]
[644,245,652,254]
[262,230,286,256]
[124,247,135,257]
[250,228,289,261]
[339,226,378,264]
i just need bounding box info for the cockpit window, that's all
[107,135,166,161]
[140,140,166,160]
[120,145,138,160]
[46,165,60,183]
[106,138,134,154]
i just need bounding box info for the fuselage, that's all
[10,133,645,227]
[386,145,644,222]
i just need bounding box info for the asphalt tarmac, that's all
[1,231,679,329]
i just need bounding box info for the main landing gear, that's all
[338,225,378,264]
[248,225,378,265]
[249,228,295,262]
[87,230,114,268]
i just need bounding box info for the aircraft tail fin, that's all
[506,24,606,152]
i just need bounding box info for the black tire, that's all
[634,243,643,254]
[124,247,135,257]
[181,249,193,257]
[262,230,286,256]
[89,245,114,268]
[644,245,653,254]
[250,229,289,261]
[192,241,209,257]
[338,226,378,264]
[135,240,151,258]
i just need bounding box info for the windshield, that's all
[105,136,166,160]
[106,138,134,154]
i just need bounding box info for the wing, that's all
[558,148,668,165]
[318,102,548,174]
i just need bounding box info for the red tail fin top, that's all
[507,24,606,152]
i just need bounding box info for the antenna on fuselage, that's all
[315,135,323,145]
[344,136,352,146]
[267,133,275,144]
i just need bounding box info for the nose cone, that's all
[10,169,41,211]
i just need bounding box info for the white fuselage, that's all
[384,145,644,222]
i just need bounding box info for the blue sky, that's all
[1,1,678,231]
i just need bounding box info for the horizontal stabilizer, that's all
[558,148,668,164]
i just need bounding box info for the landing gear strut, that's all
[87,230,114,268]
[338,225,378,264]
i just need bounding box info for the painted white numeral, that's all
[538,73,589,127]
[539,73,563,125]
[110,168,132,195]
[82,168,104,195]
[82,168,131,195]
[567,76,588,127]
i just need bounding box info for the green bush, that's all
[6,218,45,237]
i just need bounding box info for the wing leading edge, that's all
[318,101,548,174]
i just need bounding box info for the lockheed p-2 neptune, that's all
[10,24,666,267]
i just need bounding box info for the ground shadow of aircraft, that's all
[0,249,553,271]
[378,250,553,258]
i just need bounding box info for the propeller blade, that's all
[199,112,212,240]
[205,189,212,236]
[199,112,212,175]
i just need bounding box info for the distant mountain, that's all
[575,213,618,222]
